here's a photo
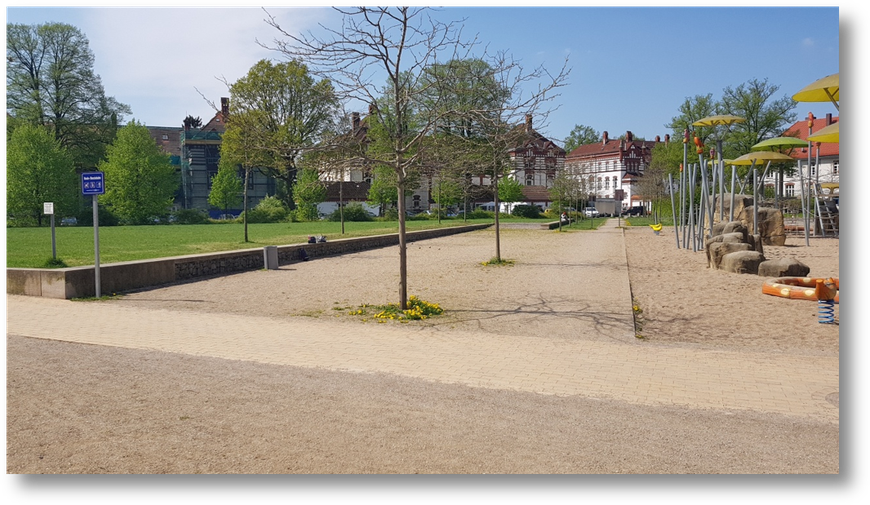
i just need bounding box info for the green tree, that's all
[6,22,131,169]
[563,124,601,153]
[644,141,685,221]
[548,169,581,228]
[367,165,400,217]
[222,59,340,209]
[219,109,272,241]
[431,176,464,214]
[718,78,798,159]
[422,59,509,139]
[6,124,77,226]
[98,121,178,224]
[498,175,525,213]
[208,160,243,217]
[292,167,327,221]
[666,93,718,146]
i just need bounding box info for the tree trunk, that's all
[396,170,408,310]
[243,167,250,242]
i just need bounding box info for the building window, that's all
[162,134,169,140]
[605,178,610,190]
[596,177,602,190]
[526,172,534,186]
[833,160,839,175]
[412,195,421,209]
[785,184,795,197]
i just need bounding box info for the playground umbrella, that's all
[807,121,839,143]
[728,151,794,165]
[692,115,746,128]
[792,73,839,110]
[751,136,810,210]
[751,136,809,151]
[728,151,795,239]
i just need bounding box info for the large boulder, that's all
[714,221,749,241]
[706,241,753,270]
[720,250,765,275]
[714,196,786,246]
[739,206,786,246]
[713,194,754,224]
[747,233,764,257]
[707,232,747,245]
[758,258,811,278]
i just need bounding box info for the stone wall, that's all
[7,224,491,299]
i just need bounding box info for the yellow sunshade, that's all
[727,151,795,165]
[793,73,839,104]
[692,115,746,127]
[807,121,839,143]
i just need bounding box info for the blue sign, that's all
[82,172,105,195]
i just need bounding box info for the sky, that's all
[4,2,848,148]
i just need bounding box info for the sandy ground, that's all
[6,222,840,474]
[624,226,840,355]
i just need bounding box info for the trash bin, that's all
[263,245,279,270]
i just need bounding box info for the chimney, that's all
[602,131,609,145]
[525,114,532,133]
[221,97,229,120]
[352,112,360,130]
[626,131,633,142]
[656,135,662,143]
[826,113,833,125]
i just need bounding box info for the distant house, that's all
[505,114,566,210]
[564,130,663,211]
[319,111,569,215]
[780,113,839,199]
[317,180,378,218]
[177,97,273,217]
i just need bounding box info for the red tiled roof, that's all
[566,137,661,160]
[147,127,182,157]
[781,115,839,159]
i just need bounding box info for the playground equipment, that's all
[649,223,663,235]
[761,276,839,304]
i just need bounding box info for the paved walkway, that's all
[5,220,839,424]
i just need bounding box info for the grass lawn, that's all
[6,218,533,268]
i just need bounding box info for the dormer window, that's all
[162,134,168,140]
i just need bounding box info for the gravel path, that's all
[6,220,840,475]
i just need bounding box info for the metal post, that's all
[50,214,57,259]
[93,195,101,298]
[688,163,696,252]
[669,174,679,249]
[752,166,758,240]
[717,140,725,222]
[729,163,737,222]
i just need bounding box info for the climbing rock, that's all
[720,250,765,275]
[758,258,811,278]
[706,241,753,270]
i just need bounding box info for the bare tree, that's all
[261,6,568,307]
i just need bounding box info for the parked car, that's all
[621,206,645,217]
[60,217,77,226]
[583,207,599,218]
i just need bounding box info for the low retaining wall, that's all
[7,224,491,299]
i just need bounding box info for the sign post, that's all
[82,172,105,297]
[614,189,625,228]
[44,202,56,259]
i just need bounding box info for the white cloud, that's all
[76,7,330,124]
[802,37,815,47]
